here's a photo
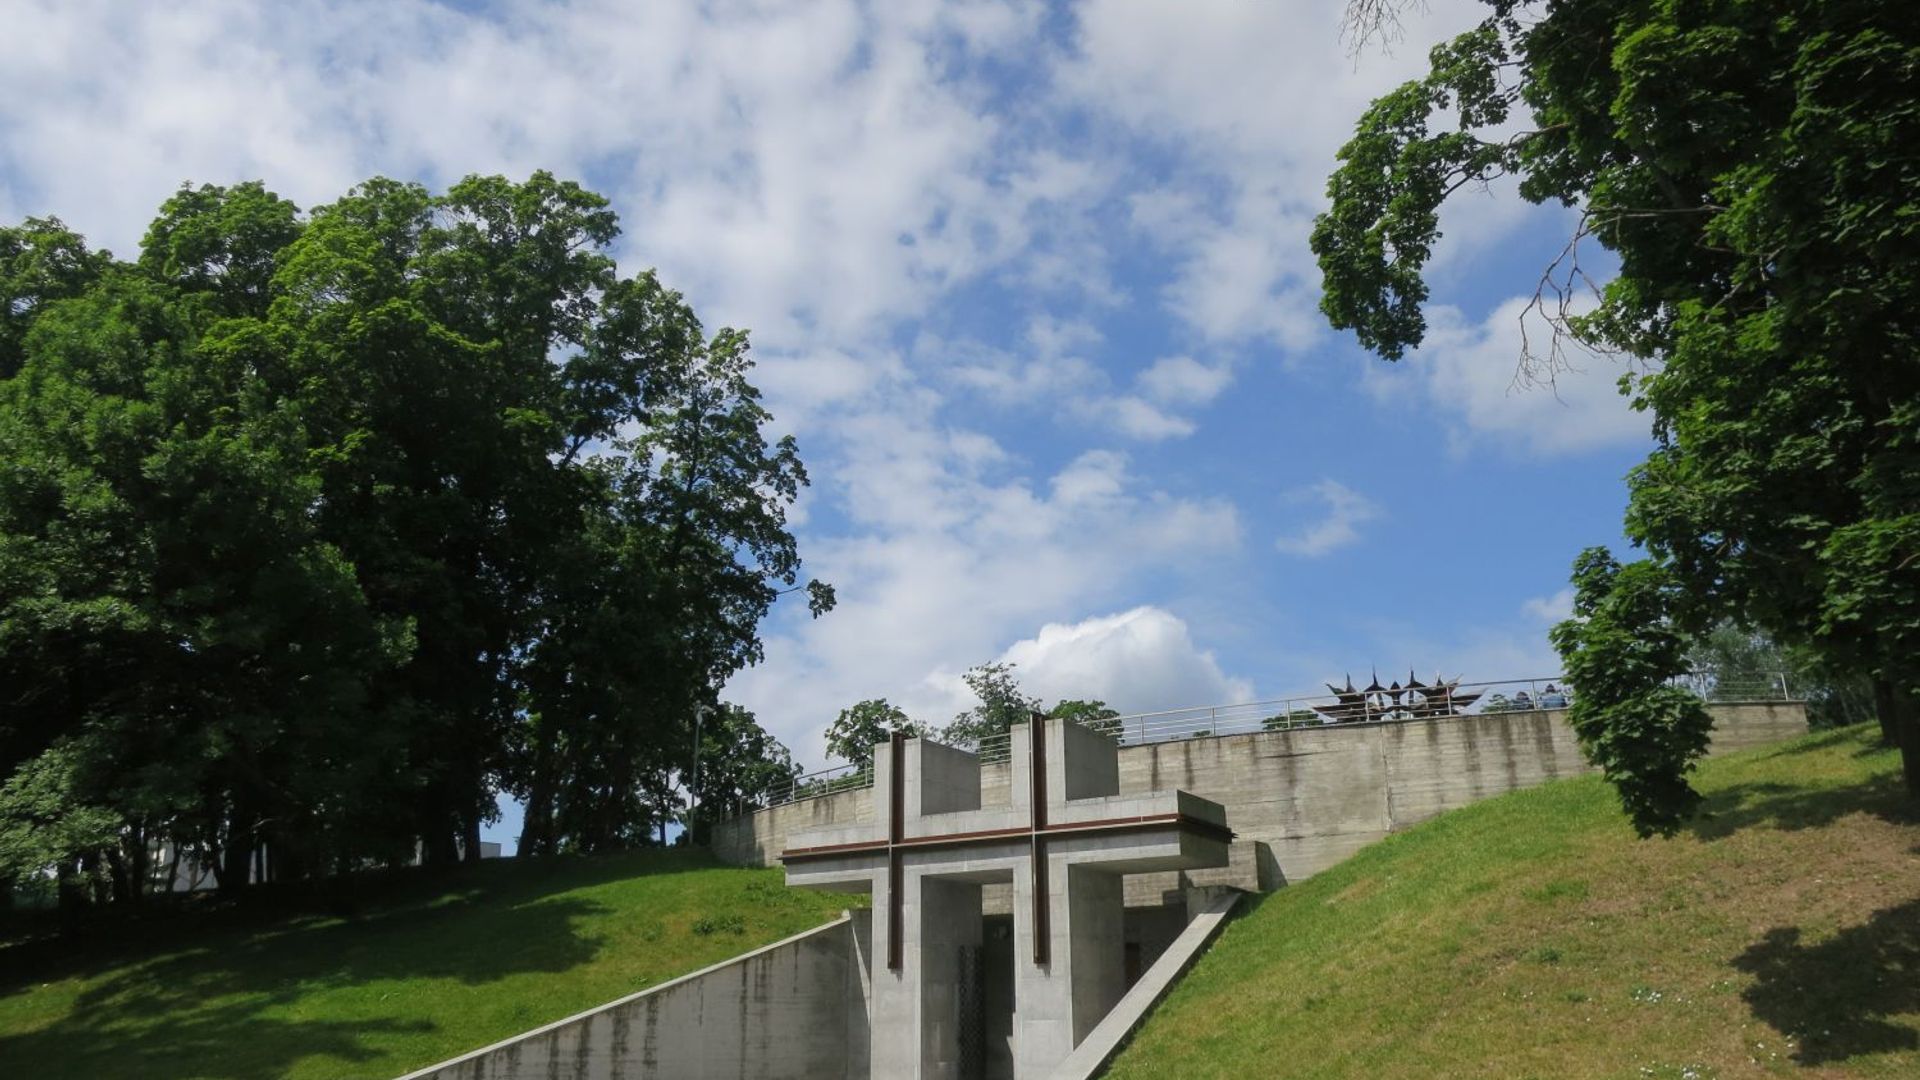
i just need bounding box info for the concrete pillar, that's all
[1011,859,1126,1073]
[873,741,992,1080]
[918,876,984,1079]
[1067,868,1125,1045]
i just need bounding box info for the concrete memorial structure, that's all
[402,692,1809,1080]
[781,717,1231,1080]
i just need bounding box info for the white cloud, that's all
[1085,396,1197,441]
[1523,588,1575,623]
[724,435,1244,763]
[1137,354,1233,408]
[1060,0,1525,350]
[991,607,1254,715]
[0,0,1063,351]
[939,336,1217,443]
[1275,479,1380,557]
[1376,297,1653,456]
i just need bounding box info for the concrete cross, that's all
[782,716,1232,1080]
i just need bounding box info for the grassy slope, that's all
[0,849,854,1080]
[1106,725,1919,1080]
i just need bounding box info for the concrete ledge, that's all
[393,912,859,1080]
[1046,888,1245,1080]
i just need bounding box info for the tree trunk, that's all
[105,846,132,905]
[221,803,257,895]
[1891,679,1920,799]
[520,781,555,858]
[519,737,559,857]
[1871,676,1900,745]
[112,822,149,904]
[55,858,86,917]
[83,851,108,906]
[461,813,482,864]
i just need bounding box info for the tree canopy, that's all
[0,175,825,907]
[1317,0,1920,827]
[823,675,1126,772]
[824,699,928,771]
[941,662,1043,754]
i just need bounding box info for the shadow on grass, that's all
[1761,726,1880,758]
[1686,773,1916,841]
[1733,899,1920,1065]
[0,851,710,1080]
[0,1000,434,1080]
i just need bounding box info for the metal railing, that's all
[736,759,874,818]
[726,671,1797,817]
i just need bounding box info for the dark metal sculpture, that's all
[1310,670,1483,723]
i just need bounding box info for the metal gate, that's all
[957,943,986,1080]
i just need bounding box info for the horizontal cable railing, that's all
[726,671,1797,817]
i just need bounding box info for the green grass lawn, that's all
[0,848,855,1079]
[1104,725,1920,1080]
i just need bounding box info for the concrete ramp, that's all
[1048,889,1245,1080]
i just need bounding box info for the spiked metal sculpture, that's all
[1310,670,1483,723]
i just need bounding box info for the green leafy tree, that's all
[0,174,830,906]
[0,218,111,378]
[1049,699,1122,737]
[825,699,927,771]
[0,258,408,898]
[687,704,799,842]
[942,662,1042,754]
[1262,708,1319,731]
[1317,1,1920,818]
[1550,550,1714,836]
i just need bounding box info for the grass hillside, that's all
[1104,725,1919,1079]
[0,849,854,1079]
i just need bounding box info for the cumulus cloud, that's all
[1275,479,1380,557]
[1137,354,1233,407]
[939,334,1219,443]
[993,607,1255,714]
[1376,297,1654,456]
[0,0,1061,348]
[723,434,1244,762]
[1060,0,1521,350]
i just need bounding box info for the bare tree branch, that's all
[1342,0,1430,58]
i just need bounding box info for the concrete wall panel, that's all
[396,915,863,1080]
[715,703,1808,888]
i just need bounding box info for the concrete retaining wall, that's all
[395,913,867,1080]
[714,701,1808,886]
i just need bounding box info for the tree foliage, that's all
[1550,549,1714,836]
[1319,0,1920,824]
[1048,699,1121,737]
[0,175,829,907]
[824,699,928,771]
[827,678,1126,771]
[942,662,1043,752]
[687,704,799,841]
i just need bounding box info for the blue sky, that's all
[2,2,1656,848]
